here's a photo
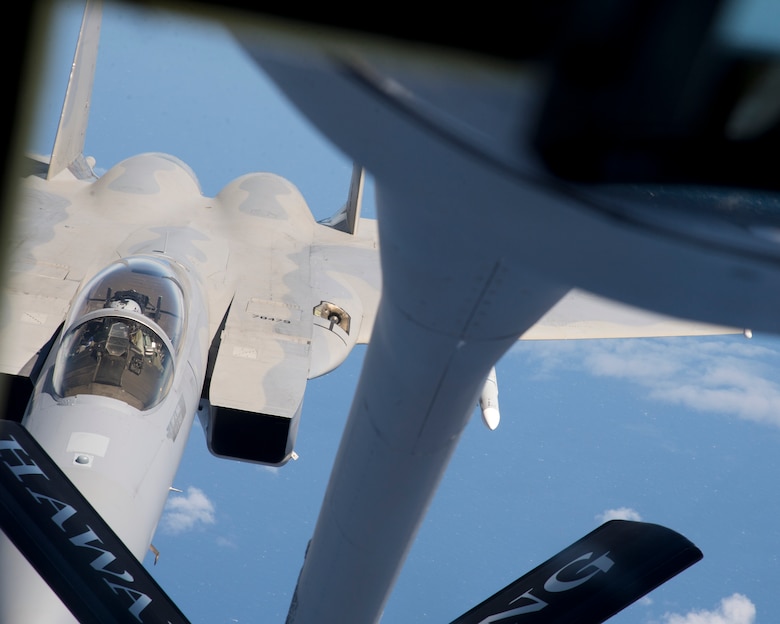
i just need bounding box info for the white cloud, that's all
[596,507,642,523]
[662,593,756,624]
[258,464,280,476]
[162,486,216,534]
[216,535,237,548]
[514,338,780,426]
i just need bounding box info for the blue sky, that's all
[24,2,780,623]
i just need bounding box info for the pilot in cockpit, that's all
[107,296,143,314]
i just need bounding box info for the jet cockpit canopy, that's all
[52,256,187,411]
[68,256,187,349]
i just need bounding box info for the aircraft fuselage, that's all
[25,254,210,557]
[1,253,209,622]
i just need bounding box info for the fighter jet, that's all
[0,2,383,620]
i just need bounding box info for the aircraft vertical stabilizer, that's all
[47,0,102,180]
[318,163,364,234]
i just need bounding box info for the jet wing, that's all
[0,171,95,378]
[521,288,743,340]
[0,266,77,376]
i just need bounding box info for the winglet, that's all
[47,0,102,180]
[449,520,702,624]
[318,163,364,234]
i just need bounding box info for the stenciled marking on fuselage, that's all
[167,395,186,441]
[479,551,615,623]
[0,434,153,621]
